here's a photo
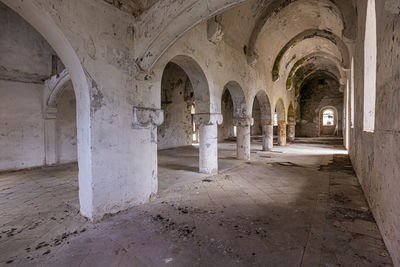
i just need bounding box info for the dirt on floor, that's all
[0,142,393,266]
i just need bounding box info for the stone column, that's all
[287,122,296,142]
[233,116,253,160]
[132,107,164,197]
[261,120,273,151]
[278,122,287,146]
[44,107,58,165]
[194,113,223,174]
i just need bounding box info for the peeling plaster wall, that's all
[297,76,343,137]
[350,1,400,265]
[56,88,77,163]
[158,63,194,150]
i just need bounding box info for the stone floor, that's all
[0,141,393,266]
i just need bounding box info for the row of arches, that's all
[0,0,349,222]
[159,54,296,174]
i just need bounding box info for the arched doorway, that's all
[221,81,250,160]
[320,106,338,136]
[275,99,287,146]
[251,90,273,151]
[158,55,218,183]
[219,89,235,141]
[45,71,78,165]
[287,102,296,142]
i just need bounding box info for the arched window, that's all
[363,0,377,132]
[323,109,335,126]
[273,113,278,126]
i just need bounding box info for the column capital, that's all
[261,119,273,126]
[44,107,57,119]
[233,116,253,127]
[132,107,164,129]
[193,113,223,126]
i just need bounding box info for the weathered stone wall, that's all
[158,63,194,150]
[350,1,400,265]
[296,76,343,137]
[0,3,51,171]
[56,87,77,163]
[0,2,53,83]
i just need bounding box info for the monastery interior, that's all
[0,0,399,266]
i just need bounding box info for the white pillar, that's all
[133,107,164,197]
[194,113,223,174]
[278,122,287,146]
[262,122,273,151]
[80,107,164,221]
[199,124,218,173]
[44,107,57,165]
[287,122,296,142]
[234,117,252,160]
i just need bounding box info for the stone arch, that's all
[292,63,342,98]
[46,69,72,107]
[275,98,286,124]
[137,0,249,71]
[286,52,346,91]
[251,90,272,123]
[272,29,351,82]
[223,81,247,118]
[296,69,341,96]
[247,0,356,64]
[164,55,211,114]
[222,81,250,160]
[0,0,93,218]
[319,106,339,136]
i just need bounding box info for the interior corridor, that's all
[1,0,399,264]
[0,140,392,266]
